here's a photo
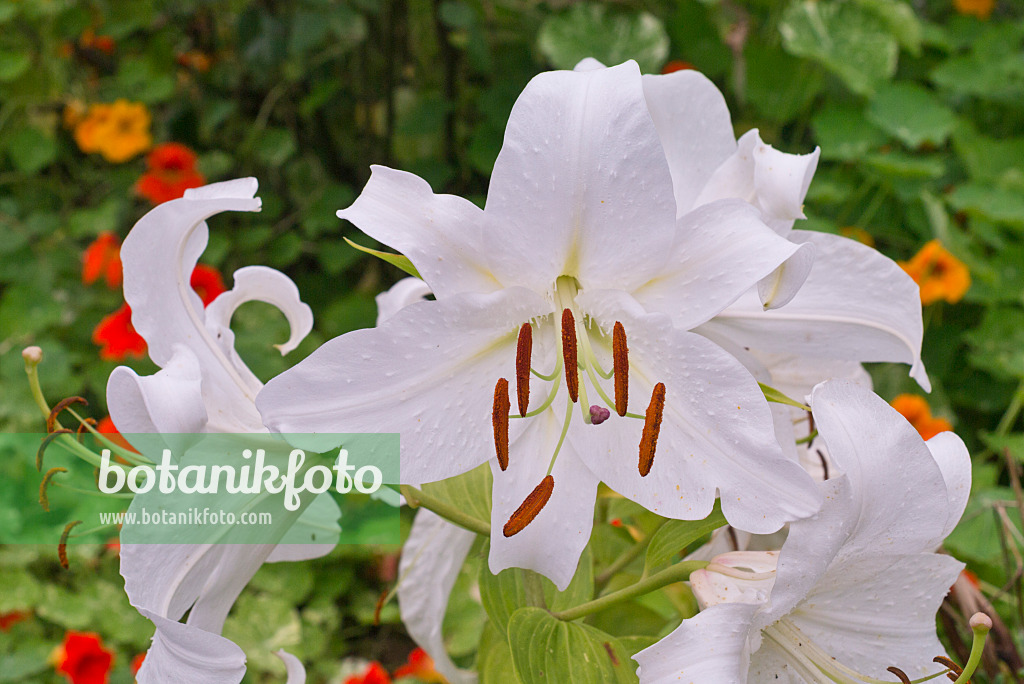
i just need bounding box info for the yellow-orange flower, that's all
[899,239,970,305]
[954,0,994,19]
[72,100,152,163]
[890,394,953,440]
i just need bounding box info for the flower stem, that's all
[400,484,490,537]
[951,613,992,684]
[594,519,666,588]
[553,560,708,622]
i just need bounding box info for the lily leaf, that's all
[343,237,422,278]
[644,503,727,573]
[759,382,811,411]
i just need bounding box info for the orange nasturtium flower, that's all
[661,59,695,74]
[51,631,114,684]
[954,0,995,19]
[135,143,206,204]
[394,648,447,683]
[82,232,123,289]
[890,394,953,440]
[73,100,152,163]
[344,662,392,684]
[899,239,971,305]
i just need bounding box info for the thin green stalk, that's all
[553,560,708,622]
[401,484,489,537]
[594,519,667,588]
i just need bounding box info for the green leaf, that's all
[812,104,888,161]
[478,622,516,684]
[744,45,823,123]
[5,127,56,174]
[949,184,1024,228]
[759,382,810,410]
[537,4,669,74]
[420,461,491,523]
[507,607,640,683]
[479,545,594,637]
[951,122,1024,187]
[965,307,1024,380]
[645,502,727,572]
[256,128,297,166]
[853,0,922,54]
[0,50,30,82]
[780,0,898,95]
[343,237,422,279]
[866,83,955,148]
[863,152,944,179]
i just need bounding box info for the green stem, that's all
[553,560,708,622]
[595,519,666,588]
[951,614,991,684]
[996,380,1024,437]
[401,484,490,537]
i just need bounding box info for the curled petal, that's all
[397,510,479,684]
[135,609,246,684]
[376,277,432,325]
[275,650,306,684]
[106,346,207,440]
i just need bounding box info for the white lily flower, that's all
[634,380,971,684]
[108,178,326,683]
[258,61,821,589]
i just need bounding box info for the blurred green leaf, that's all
[0,51,30,82]
[867,83,955,148]
[813,104,888,161]
[965,306,1024,379]
[5,127,57,174]
[537,4,669,74]
[780,0,898,95]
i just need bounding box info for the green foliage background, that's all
[2,0,1024,681]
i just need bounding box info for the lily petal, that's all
[257,287,550,485]
[135,609,246,684]
[489,401,599,590]
[632,199,803,330]
[639,69,738,215]
[484,60,676,293]
[275,650,306,684]
[634,602,759,684]
[375,277,432,325]
[574,290,822,533]
[107,345,207,437]
[204,265,314,358]
[699,231,929,391]
[398,509,479,684]
[925,431,971,540]
[337,166,501,297]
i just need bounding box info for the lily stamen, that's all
[516,323,533,416]
[561,308,579,403]
[493,378,510,471]
[639,382,666,476]
[613,322,628,416]
[503,474,554,537]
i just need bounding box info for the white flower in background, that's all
[257,60,821,589]
[108,178,327,684]
[634,380,971,684]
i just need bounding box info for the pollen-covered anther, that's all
[58,520,82,569]
[503,475,554,537]
[613,321,628,416]
[561,308,579,403]
[493,378,510,471]
[590,405,611,425]
[515,323,532,416]
[932,656,962,676]
[638,382,666,477]
[47,396,88,433]
[39,466,68,512]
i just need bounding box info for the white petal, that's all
[690,551,779,609]
[375,277,432,325]
[810,380,955,557]
[695,130,820,236]
[106,346,208,438]
[573,290,821,533]
[484,61,676,292]
[266,492,342,562]
[790,554,963,680]
[573,57,606,71]
[746,640,802,684]
[397,509,479,684]
[634,602,759,684]
[640,70,738,215]
[489,403,600,591]
[925,431,972,540]
[631,199,802,330]
[121,178,269,428]
[756,242,815,311]
[136,609,246,684]
[337,166,501,297]
[275,650,306,684]
[205,265,314,357]
[700,231,929,391]
[257,287,550,485]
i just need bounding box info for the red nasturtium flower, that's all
[0,611,28,632]
[661,59,695,74]
[890,394,953,440]
[394,648,446,683]
[92,265,226,360]
[130,653,145,675]
[135,143,206,205]
[82,233,123,289]
[51,631,114,684]
[93,304,146,361]
[344,662,391,684]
